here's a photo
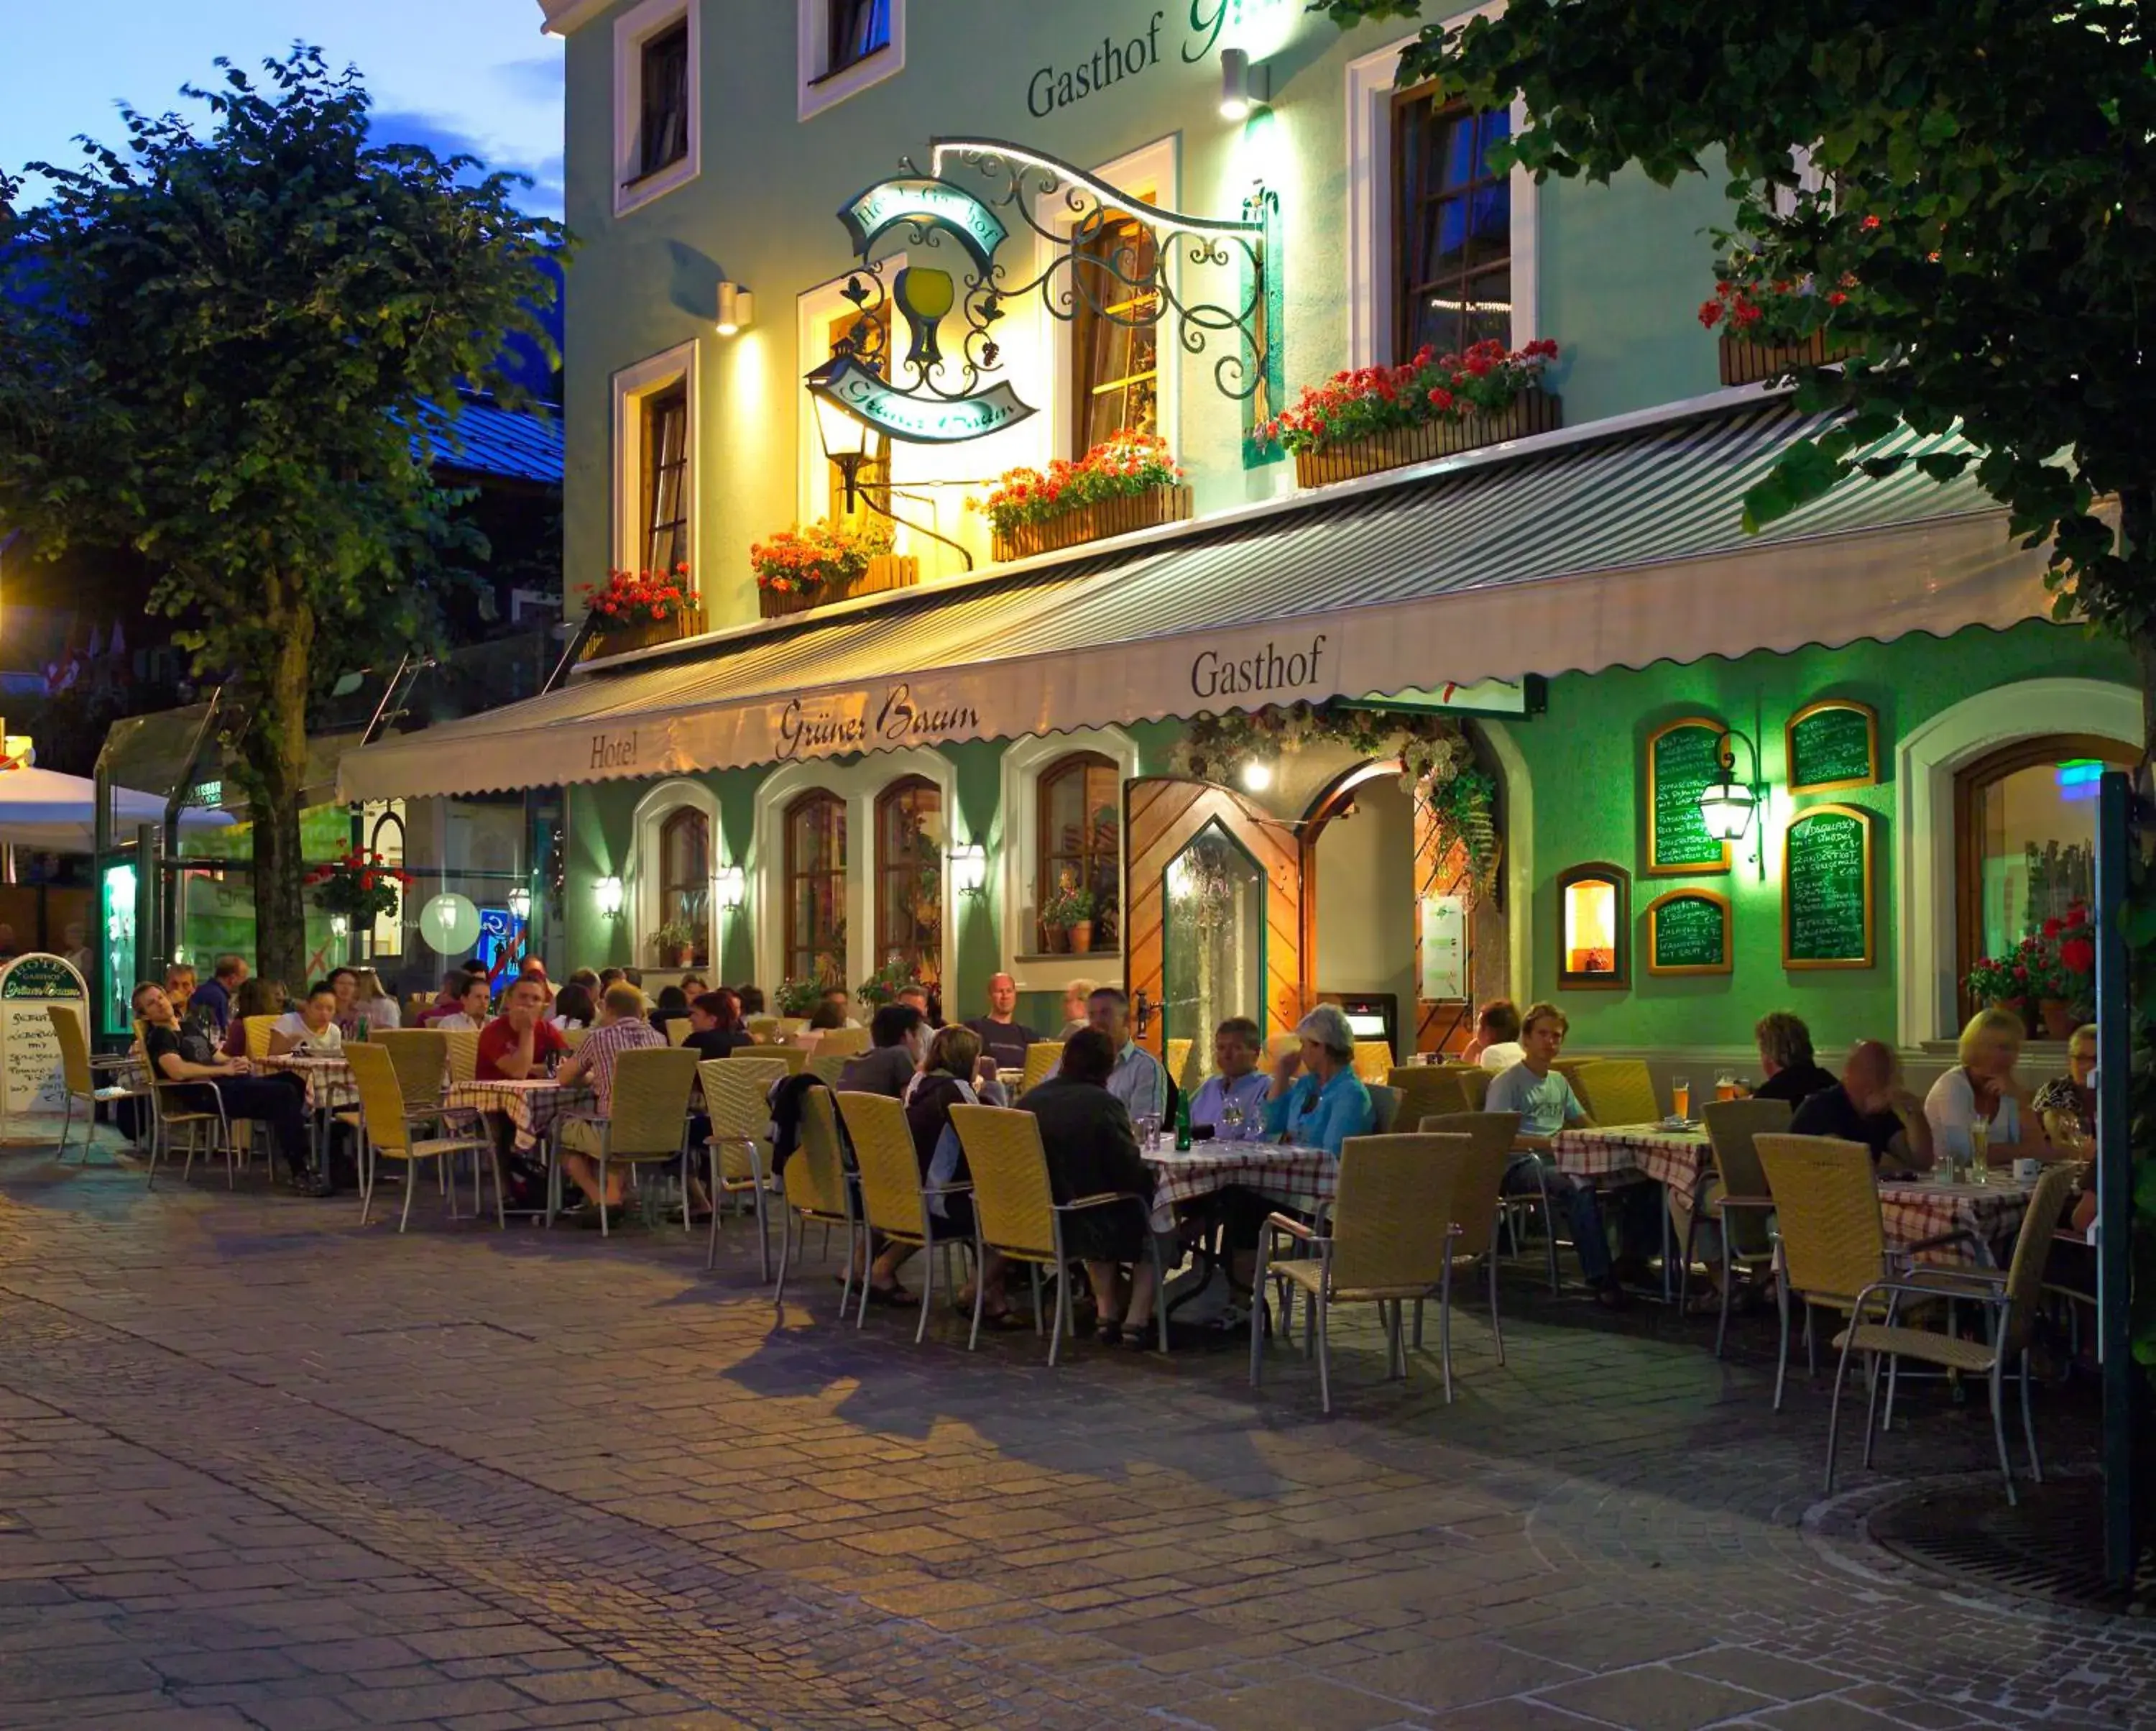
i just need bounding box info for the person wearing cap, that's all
[1262,1004,1374,1154]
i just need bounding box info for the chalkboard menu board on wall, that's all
[1787,699,1879,794]
[1646,717,1733,875]
[1645,890,1733,975]
[1783,804,1874,969]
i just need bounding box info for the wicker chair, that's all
[775,1016,808,1039]
[372,1028,449,1114]
[806,1053,849,1089]
[346,1041,498,1231]
[241,1016,277,1061]
[1350,1041,1394,1085]
[1386,1066,1472,1129]
[1823,1163,2078,1504]
[815,1027,871,1059]
[442,1028,479,1087]
[745,1015,780,1042]
[50,1005,140,1160]
[698,1057,780,1279]
[1016,1041,1062,1096]
[1367,1083,1401,1135]
[1695,1098,1792,1356]
[948,1103,1166,1361]
[1250,1132,1474,1413]
[665,1017,693,1047]
[757,1044,809,1076]
[837,1091,976,1342]
[1572,1059,1661,1128]
[775,1088,862,1311]
[558,1045,701,1236]
[1410,1111,1521,1357]
[562,1027,590,1052]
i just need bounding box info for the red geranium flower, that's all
[2060,937,2096,975]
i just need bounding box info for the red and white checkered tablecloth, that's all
[1551,1124,1712,1209]
[1141,1139,1335,1234]
[256,1053,354,1112]
[1878,1177,2033,1261]
[443,1078,592,1152]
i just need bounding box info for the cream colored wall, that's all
[1312,773,1416,1058]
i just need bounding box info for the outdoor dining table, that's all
[1550,1121,1709,1300]
[443,1075,593,1154]
[1876,1174,2035,1265]
[257,1052,356,1170]
[1139,1136,1335,1235]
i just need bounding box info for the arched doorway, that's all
[1302,763,1419,1062]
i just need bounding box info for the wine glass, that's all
[1220,1097,1245,1139]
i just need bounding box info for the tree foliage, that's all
[0,48,564,988]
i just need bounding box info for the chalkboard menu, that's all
[1645,890,1732,975]
[1787,699,1879,794]
[1784,804,1874,969]
[1647,717,1733,875]
[0,953,85,1134]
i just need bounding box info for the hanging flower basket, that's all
[305,850,411,923]
[580,565,703,658]
[977,433,1192,563]
[752,519,911,620]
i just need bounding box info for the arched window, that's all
[783,791,848,986]
[658,807,711,968]
[1038,752,1120,953]
[875,776,944,989]
[1954,733,2134,1020]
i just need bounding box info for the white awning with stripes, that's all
[339,399,2057,802]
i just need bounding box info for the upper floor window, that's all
[1072,213,1161,454]
[799,0,906,120]
[785,791,848,987]
[658,807,711,968]
[826,0,891,78]
[1393,89,1511,361]
[641,382,689,574]
[1039,753,1120,954]
[615,0,699,216]
[875,776,943,989]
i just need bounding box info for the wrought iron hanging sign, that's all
[806,135,1273,446]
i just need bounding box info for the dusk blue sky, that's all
[1,1,566,215]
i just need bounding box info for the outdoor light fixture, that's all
[329,914,349,937]
[1698,727,1769,879]
[1219,47,1268,121]
[1239,758,1274,793]
[594,875,625,917]
[811,380,877,514]
[714,863,745,912]
[715,280,754,336]
[507,887,533,920]
[950,842,988,898]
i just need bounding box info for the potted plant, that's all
[750,517,908,620]
[774,975,824,1018]
[2030,906,2095,1039]
[1698,266,1857,387]
[1044,884,1096,953]
[305,850,410,928]
[855,956,913,1010]
[1963,951,2027,1033]
[1257,339,1562,489]
[975,432,1193,563]
[650,919,698,969]
[579,564,701,658]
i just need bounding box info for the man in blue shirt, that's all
[1187,1016,1271,1139]
[1263,1004,1375,1153]
[1061,986,1166,1126]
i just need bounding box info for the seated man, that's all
[1061,986,1166,1126]
[1790,1038,1935,1175]
[429,973,493,1032]
[1487,1001,1659,1308]
[1021,1029,1161,1348]
[553,983,665,1214]
[1187,1016,1271,1140]
[1467,998,1525,1073]
[1752,1011,1837,1105]
[837,1003,927,1097]
[134,981,326,1195]
[269,982,344,1055]
[477,976,568,1080]
[963,972,1038,1078]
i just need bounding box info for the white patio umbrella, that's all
[0,765,234,854]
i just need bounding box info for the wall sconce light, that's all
[507,887,533,921]
[949,842,988,898]
[714,863,745,911]
[328,914,349,937]
[716,280,755,336]
[1219,47,1268,121]
[594,875,624,917]
[1698,728,1768,879]
[1238,757,1274,794]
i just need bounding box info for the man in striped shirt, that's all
[555,983,665,1211]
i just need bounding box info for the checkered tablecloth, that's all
[1551,1124,1713,1209]
[257,1053,354,1112]
[1878,1177,2033,1261]
[1141,1139,1335,1234]
[443,1078,592,1152]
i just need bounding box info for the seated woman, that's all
[683,988,755,1060]
[1262,1004,1375,1152]
[350,967,400,1031]
[2032,1021,2096,1152]
[268,982,344,1056]
[648,984,691,1037]
[1925,1005,2051,1168]
[900,1025,1016,1323]
[221,977,287,1058]
[548,981,596,1033]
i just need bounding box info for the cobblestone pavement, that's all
[1,1139,2149,1730]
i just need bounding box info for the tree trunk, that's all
[243,599,316,994]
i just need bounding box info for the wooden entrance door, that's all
[1124,777,1303,1060]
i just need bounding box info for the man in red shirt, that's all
[477,976,568,1079]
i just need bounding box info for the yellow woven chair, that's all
[949,1103,1167,1360]
[697,1057,779,1280]
[775,1087,862,1310]
[1250,1133,1473,1413]
[1351,1040,1393,1085]
[1386,1066,1472,1129]
[1695,1098,1793,1357]
[1266,1032,1300,1062]
[561,1027,590,1052]
[745,1015,780,1042]
[1367,1083,1401,1135]
[1410,1111,1521,1360]
[1017,1041,1062,1096]
[665,1017,692,1047]
[372,1028,448,1113]
[756,1044,808,1077]
[1439,1063,1495,1112]
[346,1041,497,1231]
[1572,1059,1661,1128]
[558,1044,701,1236]
[1823,1163,2077,1505]
[442,1028,479,1087]
[814,1027,870,1059]
[807,1052,849,1089]
[50,1005,139,1160]
[837,1091,976,1343]
[775,1016,808,1039]
[241,1015,277,1061]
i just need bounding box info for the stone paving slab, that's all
[0,1143,2150,1729]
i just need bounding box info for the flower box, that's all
[582,604,705,660]
[991,484,1194,563]
[1291,389,1562,490]
[1718,330,1855,387]
[757,554,918,620]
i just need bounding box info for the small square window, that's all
[799,0,904,119]
[637,22,689,182]
[825,0,890,79]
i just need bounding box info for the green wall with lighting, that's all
[1511,621,2134,1053]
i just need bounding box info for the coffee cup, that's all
[2013,1157,2043,1183]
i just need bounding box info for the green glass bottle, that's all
[356,1015,369,1044]
[1174,1085,1192,1152]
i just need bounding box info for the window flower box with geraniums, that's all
[580,564,704,658]
[1698,254,1859,387]
[751,517,912,620]
[975,432,1194,564]
[1260,339,1562,489]
[305,850,410,927]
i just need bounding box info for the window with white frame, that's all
[611,343,697,592]
[1000,727,1139,974]
[798,0,905,120]
[614,0,699,216]
[1048,138,1174,463]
